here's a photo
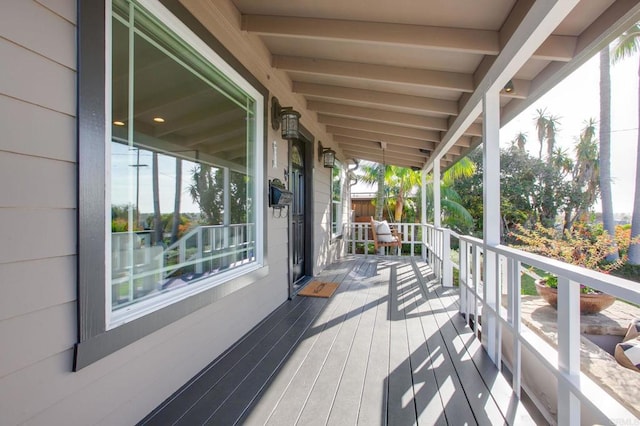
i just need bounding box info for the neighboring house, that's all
[2,0,639,424]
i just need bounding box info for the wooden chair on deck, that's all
[369,217,402,255]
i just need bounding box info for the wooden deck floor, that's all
[140,256,536,425]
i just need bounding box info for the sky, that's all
[499,51,639,215]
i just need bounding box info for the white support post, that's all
[421,170,427,262]
[459,239,468,315]
[433,159,441,228]
[442,228,452,287]
[508,258,522,398]
[558,276,581,426]
[472,244,481,339]
[482,88,501,364]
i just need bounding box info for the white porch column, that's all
[482,87,501,365]
[557,277,581,425]
[421,170,427,262]
[433,159,441,228]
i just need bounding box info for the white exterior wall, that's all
[0,0,342,424]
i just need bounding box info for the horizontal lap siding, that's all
[0,1,81,424]
[0,1,286,425]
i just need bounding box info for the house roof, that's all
[230,0,640,170]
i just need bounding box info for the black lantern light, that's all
[271,96,301,140]
[318,141,336,168]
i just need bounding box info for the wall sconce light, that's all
[318,141,336,168]
[271,96,301,140]
[503,80,514,93]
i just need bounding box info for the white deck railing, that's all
[423,223,640,425]
[345,221,422,256]
[111,223,255,306]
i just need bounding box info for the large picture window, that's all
[108,0,263,327]
[76,0,266,368]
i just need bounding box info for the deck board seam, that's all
[138,295,311,425]
[254,257,366,425]
[411,259,482,425]
[234,257,365,425]
[175,299,325,425]
[293,259,379,425]
[403,262,451,424]
[325,260,383,424]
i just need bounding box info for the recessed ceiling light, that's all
[153,117,165,123]
[113,120,126,126]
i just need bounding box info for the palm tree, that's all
[545,115,561,161]
[564,119,600,229]
[385,165,422,221]
[170,158,182,244]
[359,159,475,229]
[425,157,476,231]
[600,46,619,260]
[612,23,640,264]
[375,163,385,220]
[513,132,527,151]
[359,162,388,220]
[535,108,547,159]
[152,152,163,245]
[534,108,561,162]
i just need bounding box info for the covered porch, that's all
[141,256,537,425]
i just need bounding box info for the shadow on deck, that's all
[140,256,538,425]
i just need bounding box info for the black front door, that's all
[290,139,306,285]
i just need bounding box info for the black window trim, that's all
[75,0,269,371]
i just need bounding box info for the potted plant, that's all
[511,223,626,314]
[534,274,616,314]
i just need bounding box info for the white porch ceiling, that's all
[230,0,640,170]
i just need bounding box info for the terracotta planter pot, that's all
[534,280,615,315]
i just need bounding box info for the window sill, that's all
[74,264,269,370]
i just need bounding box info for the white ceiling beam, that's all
[307,100,448,131]
[341,149,425,169]
[428,0,581,171]
[243,15,499,54]
[243,14,576,61]
[533,35,576,61]
[326,126,436,150]
[335,135,431,157]
[274,56,474,92]
[319,115,441,142]
[293,82,459,115]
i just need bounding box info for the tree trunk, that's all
[629,55,640,264]
[152,152,163,245]
[171,158,182,244]
[375,165,385,220]
[599,48,619,261]
[394,194,403,222]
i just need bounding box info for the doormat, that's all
[298,281,339,298]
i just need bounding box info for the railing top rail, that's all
[493,244,640,304]
[431,225,640,304]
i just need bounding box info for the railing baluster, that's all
[509,257,522,398]
[459,239,468,316]
[442,228,452,287]
[472,243,481,340]
[557,276,581,426]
